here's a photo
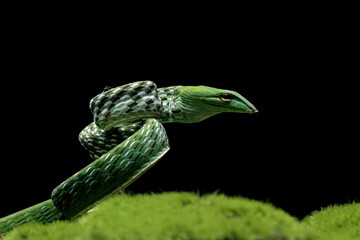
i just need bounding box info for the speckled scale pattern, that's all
[52,119,169,219]
[90,81,163,131]
[78,122,143,159]
[79,82,184,160]
[157,86,185,121]
[0,200,64,233]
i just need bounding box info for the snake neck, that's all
[158,86,218,124]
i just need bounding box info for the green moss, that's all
[2,192,359,240]
[302,202,360,239]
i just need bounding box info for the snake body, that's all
[0,81,257,234]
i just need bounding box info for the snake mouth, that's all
[205,102,232,110]
[204,99,258,114]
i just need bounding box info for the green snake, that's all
[0,81,257,234]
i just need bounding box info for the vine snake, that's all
[0,81,257,234]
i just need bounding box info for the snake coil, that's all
[0,81,257,234]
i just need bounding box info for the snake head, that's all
[178,85,257,122]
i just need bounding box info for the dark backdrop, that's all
[0,1,355,220]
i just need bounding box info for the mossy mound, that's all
[2,192,360,240]
[302,202,360,239]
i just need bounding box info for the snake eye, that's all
[219,93,234,102]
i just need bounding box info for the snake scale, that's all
[0,81,257,234]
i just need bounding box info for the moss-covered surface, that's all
[2,192,360,240]
[302,202,360,239]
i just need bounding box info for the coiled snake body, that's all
[0,81,257,234]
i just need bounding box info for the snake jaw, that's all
[227,97,258,114]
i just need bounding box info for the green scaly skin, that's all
[0,81,257,235]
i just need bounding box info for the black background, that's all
[0,1,356,220]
